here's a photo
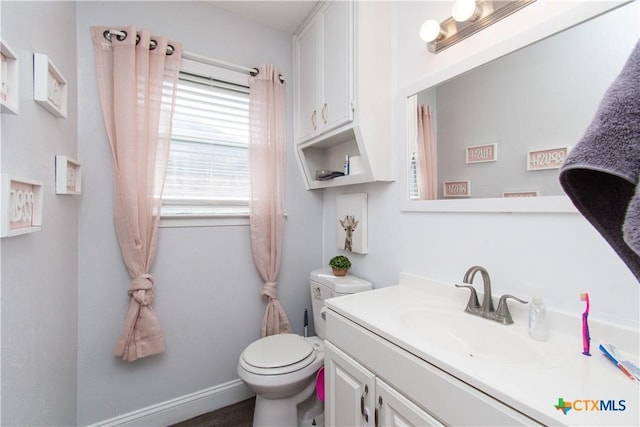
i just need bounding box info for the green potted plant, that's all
[329,255,352,277]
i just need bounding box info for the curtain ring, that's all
[103,29,128,42]
[166,44,175,56]
[250,68,259,77]
[149,39,157,50]
[135,34,140,45]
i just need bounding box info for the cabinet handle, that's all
[311,110,317,130]
[360,385,369,423]
[321,103,328,124]
[375,396,383,427]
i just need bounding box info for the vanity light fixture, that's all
[452,0,481,23]
[419,19,447,43]
[421,0,536,53]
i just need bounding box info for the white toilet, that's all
[237,269,373,427]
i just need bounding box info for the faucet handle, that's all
[495,294,528,325]
[454,284,480,313]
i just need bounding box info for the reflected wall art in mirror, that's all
[402,1,638,213]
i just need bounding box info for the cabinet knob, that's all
[311,110,317,130]
[321,103,328,124]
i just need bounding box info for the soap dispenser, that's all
[528,294,549,341]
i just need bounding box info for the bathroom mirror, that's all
[401,1,638,213]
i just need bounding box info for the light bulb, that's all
[419,20,444,43]
[452,0,480,22]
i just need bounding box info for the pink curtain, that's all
[416,104,438,200]
[249,64,293,337]
[91,26,182,362]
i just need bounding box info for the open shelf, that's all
[297,125,373,189]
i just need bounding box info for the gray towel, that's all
[559,39,640,282]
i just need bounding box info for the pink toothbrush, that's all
[580,293,591,356]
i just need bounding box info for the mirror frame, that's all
[398,0,634,213]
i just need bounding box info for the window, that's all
[162,59,250,218]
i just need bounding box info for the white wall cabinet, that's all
[293,0,393,189]
[325,341,443,427]
[295,0,352,143]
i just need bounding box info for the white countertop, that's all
[325,272,639,426]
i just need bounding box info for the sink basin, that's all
[400,308,568,368]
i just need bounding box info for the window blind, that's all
[409,152,419,200]
[162,70,250,217]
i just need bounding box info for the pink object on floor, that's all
[316,366,325,401]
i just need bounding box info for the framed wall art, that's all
[466,143,497,164]
[503,190,540,198]
[1,40,19,115]
[443,180,471,198]
[33,53,67,118]
[1,174,43,237]
[527,146,570,171]
[336,193,368,254]
[55,155,81,195]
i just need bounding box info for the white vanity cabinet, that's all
[376,378,444,427]
[293,0,393,189]
[325,341,374,426]
[325,308,540,426]
[326,341,443,426]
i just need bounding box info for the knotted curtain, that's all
[91,26,182,361]
[248,64,292,337]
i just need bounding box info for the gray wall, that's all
[75,1,322,424]
[1,2,78,426]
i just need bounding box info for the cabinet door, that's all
[295,16,320,142]
[375,378,444,427]
[321,0,353,132]
[325,342,375,427]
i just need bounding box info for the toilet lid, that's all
[242,334,313,370]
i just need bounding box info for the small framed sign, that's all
[503,190,540,198]
[1,174,43,237]
[33,53,67,118]
[527,146,570,171]
[443,180,471,198]
[55,155,81,195]
[1,40,19,115]
[466,143,497,164]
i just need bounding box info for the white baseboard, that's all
[89,379,254,427]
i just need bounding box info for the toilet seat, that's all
[240,334,317,375]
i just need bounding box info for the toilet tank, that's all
[310,268,373,339]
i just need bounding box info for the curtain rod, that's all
[182,51,284,83]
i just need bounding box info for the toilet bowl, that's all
[237,269,373,426]
[238,334,324,426]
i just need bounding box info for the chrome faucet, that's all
[463,265,494,313]
[455,266,527,325]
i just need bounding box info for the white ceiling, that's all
[209,1,319,34]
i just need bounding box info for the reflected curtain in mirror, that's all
[416,104,437,200]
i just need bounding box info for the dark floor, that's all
[169,397,255,427]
